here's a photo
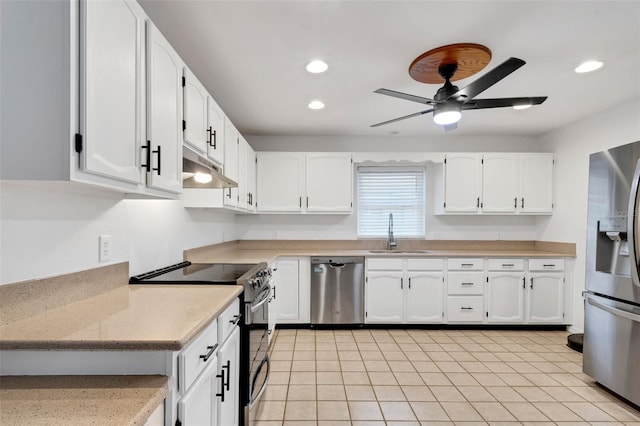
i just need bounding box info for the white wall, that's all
[537,98,640,331]
[0,182,236,284]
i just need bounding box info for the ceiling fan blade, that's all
[448,57,526,101]
[443,122,458,132]
[370,108,434,127]
[374,88,439,105]
[461,96,548,110]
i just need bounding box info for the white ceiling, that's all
[139,0,640,138]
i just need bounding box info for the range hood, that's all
[182,147,237,189]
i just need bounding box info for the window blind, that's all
[357,167,426,238]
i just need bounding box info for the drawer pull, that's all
[200,343,218,362]
[230,314,242,325]
[543,264,556,267]
[461,282,475,286]
[461,263,473,267]
[461,307,474,310]
[502,263,514,267]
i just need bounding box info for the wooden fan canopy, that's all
[409,43,492,83]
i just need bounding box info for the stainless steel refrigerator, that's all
[584,140,640,406]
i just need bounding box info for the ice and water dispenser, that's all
[596,216,630,276]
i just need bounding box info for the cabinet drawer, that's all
[179,318,218,392]
[407,258,443,270]
[448,272,484,295]
[487,259,524,271]
[447,297,484,322]
[218,298,240,344]
[448,258,484,270]
[529,258,565,271]
[367,258,403,270]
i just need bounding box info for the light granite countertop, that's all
[0,283,243,351]
[0,375,168,426]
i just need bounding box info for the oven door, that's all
[246,283,271,424]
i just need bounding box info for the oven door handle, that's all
[249,356,270,408]
[251,285,272,314]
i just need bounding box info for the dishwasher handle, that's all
[329,263,346,268]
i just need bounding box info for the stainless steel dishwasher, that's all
[310,256,365,325]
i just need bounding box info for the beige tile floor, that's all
[254,328,640,426]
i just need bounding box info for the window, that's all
[357,167,426,238]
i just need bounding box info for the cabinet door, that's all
[218,327,240,426]
[145,22,182,194]
[82,0,143,185]
[365,271,404,323]
[482,153,518,213]
[237,137,248,211]
[223,121,239,208]
[487,272,525,323]
[520,154,554,213]
[274,258,300,322]
[246,145,257,213]
[207,96,225,165]
[527,273,564,323]
[178,353,218,426]
[256,153,304,212]
[405,271,444,323]
[306,153,352,212]
[444,153,481,212]
[183,68,208,155]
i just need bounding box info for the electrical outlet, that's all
[99,235,112,262]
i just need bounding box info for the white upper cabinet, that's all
[256,152,352,213]
[206,96,225,166]
[306,153,353,212]
[243,142,257,212]
[2,0,185,197]
[183,68,208,155]
[482,153,518,213]
[81,0,144,185]
[443,153,482,213]
[237,137,249,211]
[145,21,183,194]
[223,121,240,209]
[520,153,554,213]
[439,152,554,215]
[256,153,305,212]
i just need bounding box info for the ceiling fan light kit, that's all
[371,43,548,130]
[575,60,603,73]
[306,59,328,74]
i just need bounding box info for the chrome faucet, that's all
[387,213,397,251]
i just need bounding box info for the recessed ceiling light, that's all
[306,60,328,74]
[513,104,532,110]
[575,60,603,73]
[308,100,325,110]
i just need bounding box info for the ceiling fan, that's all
[371,43,548,131]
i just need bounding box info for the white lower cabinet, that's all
[217,327,240,426]
[486,258,526,323]
[273,257,310,324]
[447,258,484,323]
[527,272,565,323]
[366,258,444,324]
[178,353,218,426]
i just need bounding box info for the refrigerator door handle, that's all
[628,158,640,288]
[587,297,640,323]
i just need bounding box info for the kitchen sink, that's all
[368,250,431,254]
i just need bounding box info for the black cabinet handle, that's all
[207,126,217,149]
[477,197,480,208]
[230,314,241,326]
[199,343,218,362]
[152,145,161,175]
[408,277,411,289]
[216,372,225,402]
[141,140,151,172]
[400,278,403,289]
[543,264,556,267]
[521,197,525,208]
[222,360,231,391]
[299,196,302,208]
[514,197,517,208]
[272,285,276,300]
[306,196,309,207]
[530,277,534,289]
[502,264,514,267]
[227,188,232,199]
[522,277,525,289]
[461,282,474,286]
[461,307,474,310]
